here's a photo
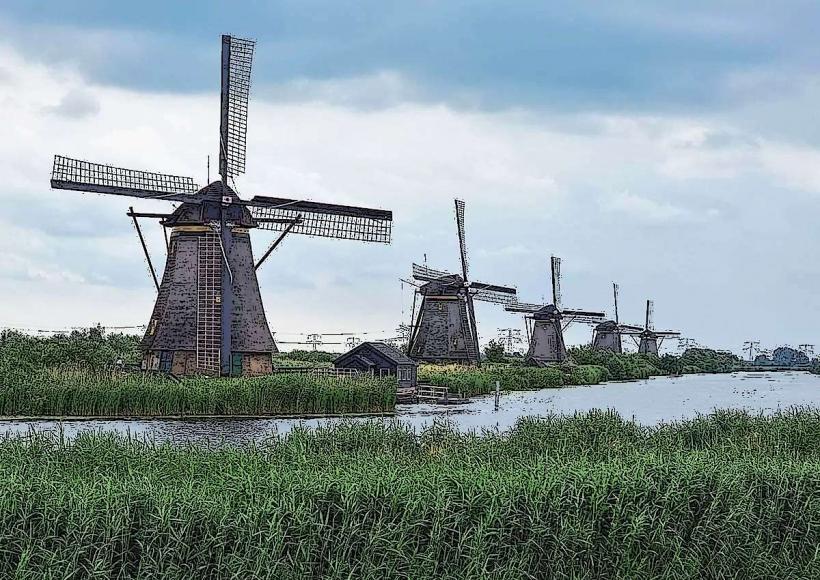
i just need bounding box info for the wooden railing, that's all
[415,385,466,403]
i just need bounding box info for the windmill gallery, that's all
[48,34,682,377]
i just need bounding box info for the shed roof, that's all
[334,342,417,366]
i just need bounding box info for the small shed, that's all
[334,342,418,388]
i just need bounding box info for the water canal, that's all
[1,371,818,444]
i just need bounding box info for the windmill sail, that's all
[220,35,255,180]
[412,263,456,283]
[551,256,562,310]
[471,282,517,305]
[455,199,469,281]
[248,196,392,243]
[51,156,198,201]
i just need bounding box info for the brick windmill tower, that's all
[50,35,393,376]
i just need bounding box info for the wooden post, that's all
[494,380,500,410]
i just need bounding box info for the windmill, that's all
[506,257,605,365]
[49,35,393,377]
[632,300,680,355]
[591,283,644,353]
[406,199,517,365]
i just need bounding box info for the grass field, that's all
[1,410,819,578]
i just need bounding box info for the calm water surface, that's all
[1,371,818,444]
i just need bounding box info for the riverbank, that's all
[2,411,819,578]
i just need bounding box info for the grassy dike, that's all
[1,411,819,578]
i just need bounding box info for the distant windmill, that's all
[506,257,605,365]
[591,283,644,353]
[49,35,393,377]
[632,300,680,355]
[406,199,517,365]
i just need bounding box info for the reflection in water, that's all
[1,371,819,444]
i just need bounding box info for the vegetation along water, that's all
[1,411,819,578]
[0,329,747,416]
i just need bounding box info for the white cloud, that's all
[603,191,694,223]
[45,88,100,119]
[758,143,820,193]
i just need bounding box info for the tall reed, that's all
[1,410,819,578]
[0,367,395,417]
[419,363,610,396]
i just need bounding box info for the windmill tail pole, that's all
[129,207,160,292]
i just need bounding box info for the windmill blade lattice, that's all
[551,256,562,310]
[220,35,255,180]
[619,324,646,333]
[51,156,199,201]
[454,199,469,281]
[563,308,606,319]
[248,196,392,243]
[412,263,456,282]
[470,282,517,305]
[505,301,544,314]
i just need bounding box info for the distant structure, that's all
[334,342,418,389]
[633,300,680,355]
[406,200,517,365]
[49,35,393,376]
[743,340,761,361]
[755,346,810,367]
[677,337,699,352]
[591,283,643,353]
[506,257,605,365]
[497,328,524,353]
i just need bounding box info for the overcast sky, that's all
[1,1,820,354]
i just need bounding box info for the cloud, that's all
[261,71,420,110]
[2,2,820,115]
[758,144,820,194]
[46,88,100,119]
[602,191,704,223]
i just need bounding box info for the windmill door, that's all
[159,351,173,373]
[231,353,243,377]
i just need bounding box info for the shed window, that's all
[399,367,412,381]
